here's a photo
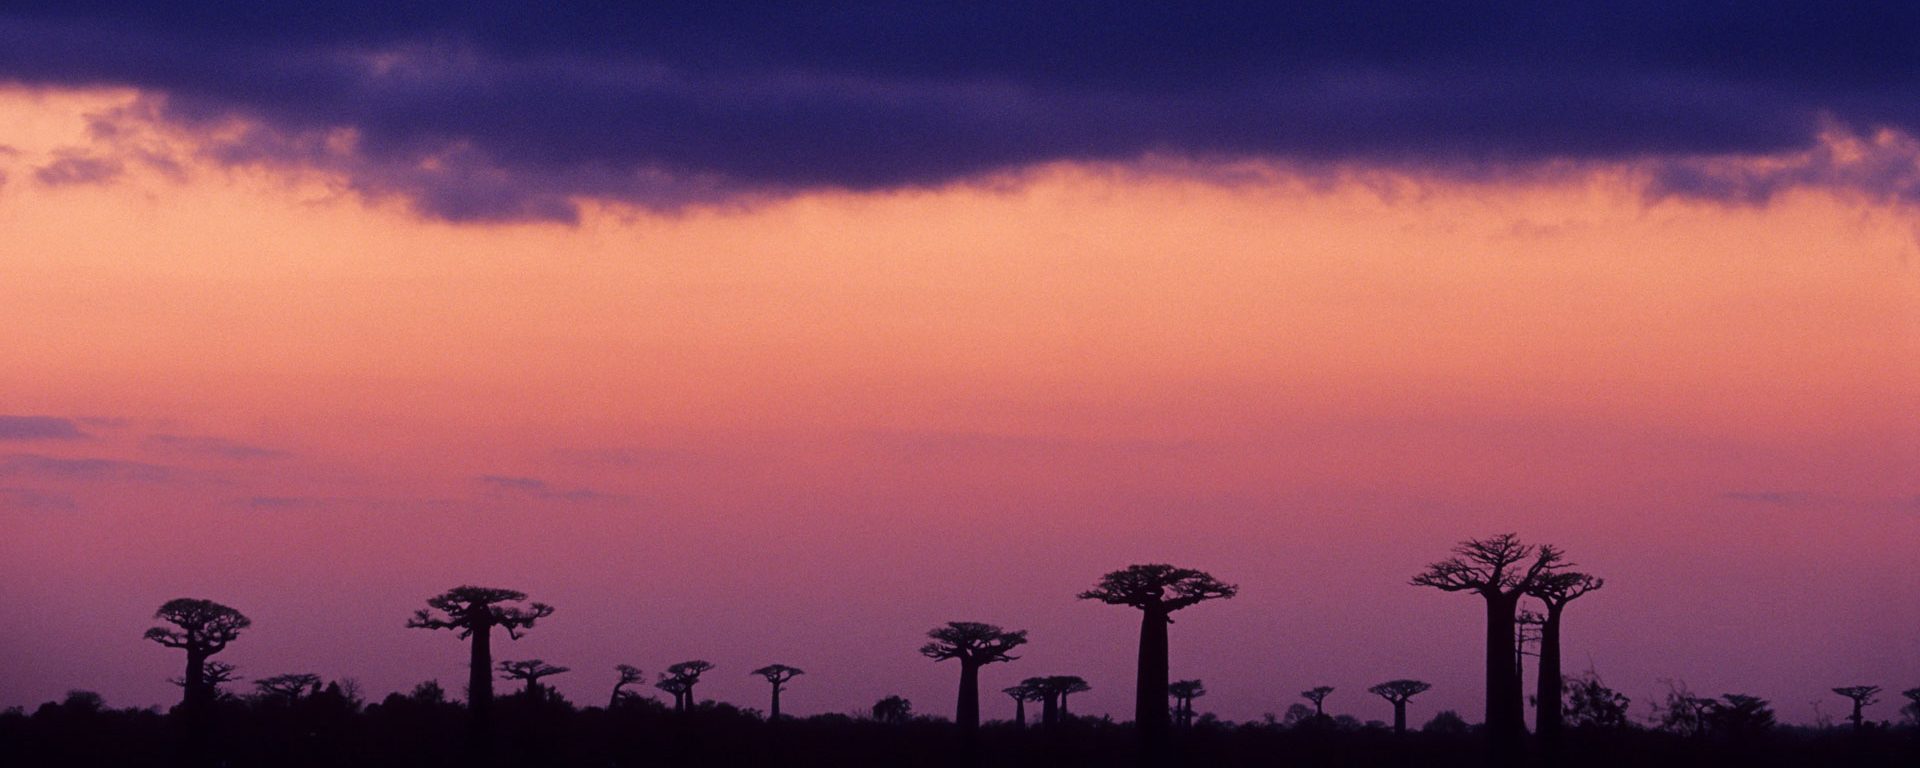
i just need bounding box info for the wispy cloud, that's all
[0,453,171,482]
[0,415,87,440]
[0,487,77,512]
[478,475,623,503]
[143,434,290,460]
[1721,490,1812,506]
[32,150,123,186]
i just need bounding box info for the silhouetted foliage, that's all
[1078,563,1236,750]
[1169,680,1206,729]
[751,664,803,721]
[254,673,322,701]
[1561,671,1630,730]
[1367,680,1431,734]
[920,621,1026,735]
[497,659,569,700]
[145,597,251,715]
[1423,709,1472,736]
[1706,694,1776,739]
[405,585,553,733]
[871,695,912,724]
[1902,687,1920,725]
[1411,533,1564,755]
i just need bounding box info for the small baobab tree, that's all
[1902,688,1920,725]
[1302,686,1335,719]
[1079,564,1237,748]
[1168,680,1206,728]
[1411,533,1564,751]
[610,664,644,708]
[1003,683,1041,728]
[146,598,251,714]
[498,659,569,700]
[1528,571,1603,740]
[255,673,322,701]
[1831,686,1880,730]
[1368,680,1432,735]
[1036,676,1090,723]
[921,621,1027,737]
[751,664,803,721]
[406,586,553,727]
[660,660,714,712]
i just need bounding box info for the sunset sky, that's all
[1,5,1916,727]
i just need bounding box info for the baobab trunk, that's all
[1392,701,1407,734]
[1485,592,1524,752]
[468,618,493,725]
[956,662,981,732]
[182,648,209,710]
[1013,696,1025,728]
[1536,606,1565,739]
[1042,692,1059,726]
[1137,608,1171,746]
[769,686,781,721]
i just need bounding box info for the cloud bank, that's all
[2,3,1916,221]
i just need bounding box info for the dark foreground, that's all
[4,690,1915,768]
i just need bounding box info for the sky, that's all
[1,4,1917,728]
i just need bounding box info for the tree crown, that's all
[1368,679,1432,701]
[1410,533,1566,597]
[919,621,1027,665]
[1302,686,1334,704]
[1832,685,1880,704]
[498,659,569,682]
[144,598,251,653]
[1529,571,1604,607]
[751,664,804,684]
[665,660,715,682]
[254,673,322,698]
[406,585,553,639]
[1077,564,1238,613]
[1169,680,1207,699]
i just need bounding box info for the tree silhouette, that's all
[1033,676,1090,724]
[145,598,251,714]
[1411,533,1564,751]
[919,621,1026,736]
[871,695,912,724]
[1527,571,1603,740]
[1367,680,1431,735]
[610,664,644,708]
[1562,671,1631,729]
[1707,694,1775,738]
[1902,688,1920,726]
[1168,680,1206,729]
[751,664,803,721]
[1078,564,1236,748]
[1003,683,1041,728]
[498,659,569,700]
[1831,686,1879,730]
[169,661,240,696]
[659,661,714,712]
[1302,686,1335,719]
[405,585,553,730]
[254,673,322,701]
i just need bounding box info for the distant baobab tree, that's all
[1036,676,1090,723]
[498,659,569,700]
[659,661,715,712]
[920,621,1027,736]
[145,598,252,714]
[406,586,553,729]
[1168,680,1206,728]
[1528,571,1604,740]
[1411,533,1565,752]
[610,664,644,707]
[750,664,803,721]
[1301,686,1335,719]
[1367,680,1432,735]
[1079,564,1237,748]
[254,673,322,701]
[1831,686,1880,730]
[872,695,912,724]
[1003,683,1041,728]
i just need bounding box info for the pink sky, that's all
[2,87,1917,726]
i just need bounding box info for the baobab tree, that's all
[1078,564,1237,748]
[1301,686,1334,719]
[1368,680,1432,735]
[170,661,240,696]
[610,664,644,708]
[1831,686,1880,730]
[254,673,322,701]
[406,585,553,728]
[1903,688,1920,725]
[1411,533,1565,751]
[145,598,251,713]
[1168,680,1206,728]
[920,621,1027,736]
[1003,683,1041,728]
[1528,571,1603,740]
[751,664,803,721]
[660,661,715,712]
[1037,676,1091,723]
[498,659,569,700]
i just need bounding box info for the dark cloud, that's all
[478,474,622,503]
[143,433,290,460]
[0,487,77,512]
[0,416,88,440]
[2,3,1917,221]
[32,151,125,186]
[0,453,172,482]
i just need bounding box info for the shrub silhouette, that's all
[1367,680,1430,734]
[919,621,1026,737]
[1561,671,1630,729]
[871,695,912,724]
[1078,563,1236,750]
[750,664,803,721]
[405,585,553,734]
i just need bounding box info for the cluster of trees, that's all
[16,535,1912,767]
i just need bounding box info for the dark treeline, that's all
[3,534,1917,767]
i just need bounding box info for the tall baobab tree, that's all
[1078,564,1237,748]
[1368,680,1432,735]
[1168,680,1206,728]
[751,664,803,721]
[660,661,715,712]
[1411,534,1564,750]
[1831,686,1880,730]
[1301,686,1335,719]
[610,664,644,708]
[1528,571,1603,740]
[406,586,553,728]
[920,621,1027,737]
[145,598,252,714]
[498,659,569,700]
[255,673,322,701]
